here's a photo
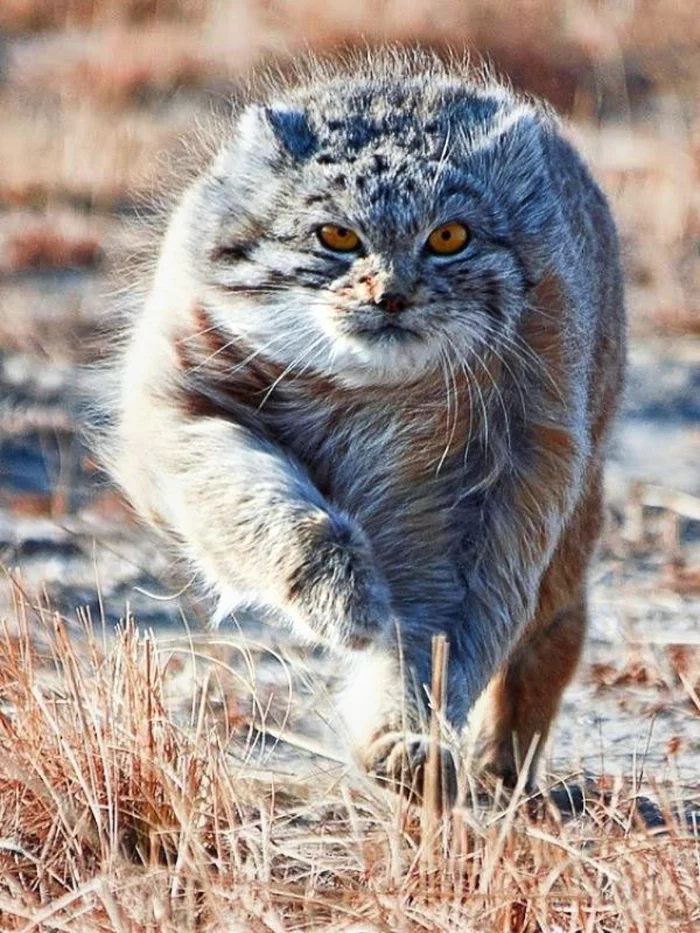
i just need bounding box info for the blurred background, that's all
[0,0,698,781]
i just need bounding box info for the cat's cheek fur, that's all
[204,293,329,369]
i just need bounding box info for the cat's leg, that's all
[477,464,605,789]
[118,408,393,651]
[344,452,606,805]
[477,593,587,788]
[338,639,467,807]
[342,599,584,807]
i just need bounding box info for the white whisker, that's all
[256,334,328,410]
[442,334,491,455]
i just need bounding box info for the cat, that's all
[107,48,626,803]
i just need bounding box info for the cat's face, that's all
[192,77,555,387]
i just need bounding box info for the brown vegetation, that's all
[2,228,102,273]
[1,587,698,931]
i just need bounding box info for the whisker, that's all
[435,345,460,476]
[256,335,328,411]
[473,352,512,457]
[442,334,490,464]
[479,334,529,422]
[479,319,566,405]
[177,322,229,345]
[187,334,248,374]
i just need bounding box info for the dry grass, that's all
[1,584,699,932]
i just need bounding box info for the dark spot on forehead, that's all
[388,89,407,107]
[372,154,389,173]
[344,116,380,151]
[333,173,347,188]
[316,152,337,165]
[309,84,504,155]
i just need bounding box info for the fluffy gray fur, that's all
[110,49,625,791]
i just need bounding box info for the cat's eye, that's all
[317,224,361,253]
[427,222,470,256]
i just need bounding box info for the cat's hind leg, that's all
[476,463,604,789]
[477,593,588,789]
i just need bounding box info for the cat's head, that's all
[186,56,561,387]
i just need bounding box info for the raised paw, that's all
[362,730,459,810]
[285,512,392,651]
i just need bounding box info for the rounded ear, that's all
[471,110,558,244]
[212,104,317,179]
[236,104,317,160]
[264,106,317,160]
[491,114,551,222]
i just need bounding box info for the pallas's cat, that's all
[109,50,626,802]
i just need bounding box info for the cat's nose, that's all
[377,293,409,315]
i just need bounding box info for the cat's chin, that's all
[326,332,438,387]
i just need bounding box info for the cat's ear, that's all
[210,104,316,182]
[236,104,317,162]
[263,106,317,160]
[489,112,553,231]
[468,109,558,253]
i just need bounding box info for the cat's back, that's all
[539,129,626,431]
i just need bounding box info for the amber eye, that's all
[317,224,361,253]
[427,222,470,256]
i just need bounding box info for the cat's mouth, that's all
[326,318,438,385]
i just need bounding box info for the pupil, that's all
[337,227,348,237]
[441,230,451,241]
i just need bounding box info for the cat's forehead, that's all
[299,79,503,160]
[268,80,506,230]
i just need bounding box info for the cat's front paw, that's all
[362,730,459,809]
[340,581,394,651]
[286,511,392,650]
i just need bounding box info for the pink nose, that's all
[377,294,408,315]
